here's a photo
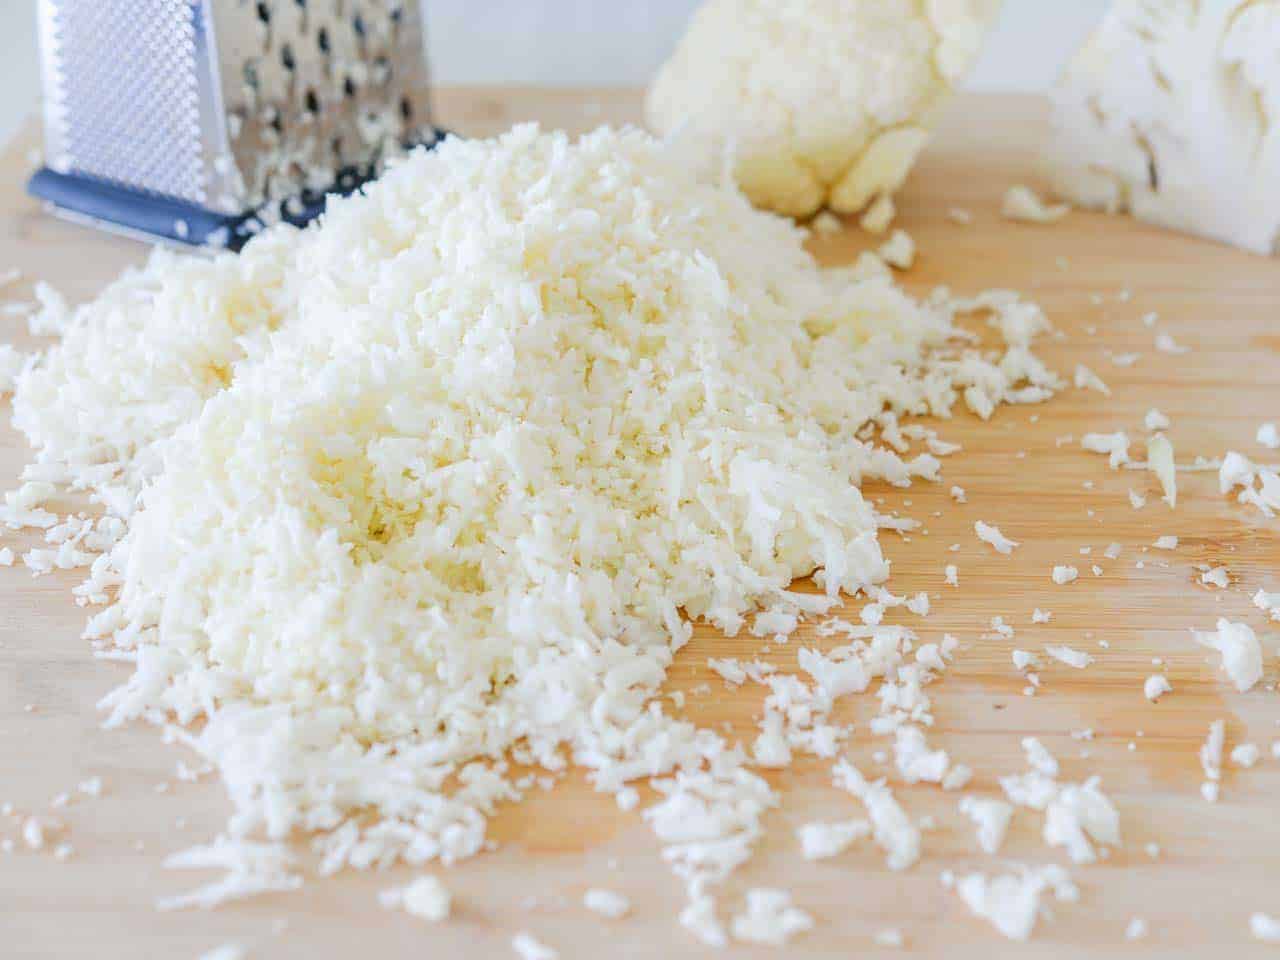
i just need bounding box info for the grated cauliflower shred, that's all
[583,888,631,919]
[1002,185,1070,224]
[730,888,814,945]
[1193,619,1263,693]
[975,521,1019,554]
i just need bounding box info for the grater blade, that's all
[29,0,440,249]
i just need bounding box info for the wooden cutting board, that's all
[1,90,1277,959]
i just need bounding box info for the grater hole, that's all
[352,13,366,37]
[343,76,358,98]
[255,2,270,25]
[399,97,413,122]
[317,27,330,54]
[281,43,296,72]
[304,88,320,115]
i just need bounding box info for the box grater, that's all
[29,0,441,249]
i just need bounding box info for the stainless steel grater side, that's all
[29,0,440,249]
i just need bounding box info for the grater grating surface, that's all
[45,0,207,205]
[31,0,438,247]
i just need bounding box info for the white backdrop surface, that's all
[0,1,1109,146]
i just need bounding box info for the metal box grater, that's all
[29,0,440,249]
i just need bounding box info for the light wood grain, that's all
[1,90,1278,959]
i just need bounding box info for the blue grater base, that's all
[28,131,446,252]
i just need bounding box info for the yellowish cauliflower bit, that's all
[646,0,1001,219]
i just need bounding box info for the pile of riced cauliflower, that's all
[4,124,1059,930]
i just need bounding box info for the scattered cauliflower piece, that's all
[1081,431,1130,468]
[1073,364,1111,396]
[1231,743,1260,769]
[1147,435,1177,507]
[1045,645,1092,669]
[1143,674,1172,702]
[1253,913,1280,943]
[878,229,916,270]
[1193,619,1263,692]
[975,521,1019,554]
[959,796,1013,854]
[796,820,870,861]
[951,866,1078,942]
[1001,184,1070,224]
[583,889,631,919]
[379,875,452,922]
[730,889,814,945]
[1051,565,1078,585]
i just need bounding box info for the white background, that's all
[0,1,1109,147]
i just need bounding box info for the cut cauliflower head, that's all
[646,0,1001,219]
[1047,0,1280,256]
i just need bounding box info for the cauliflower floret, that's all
[1047,0,1280,255]
[645,0,1001,219]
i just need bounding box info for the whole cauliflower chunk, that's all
[646,0,1001,220]
[1047,0,1280,255]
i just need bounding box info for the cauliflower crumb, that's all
[959,796,1013,853]
[952,866,1078,941]
[1052,565,1078,585]
[680,895,728,948]
[1045,645,1092,669]
[1200,566,1229,589]
[198,945,247,960]
[511,932,557,960]
[22,817,45,850]
[1143,675,1172,702]
[1074,364,1111,395]
[975,521,1019,554]
[810,211,843,236]
[1231,743,1260,768]
[1147,435,1177,507]
[583,888,631,919]
[1258,423,1280,450]
[1253,589,1280,622]
[1081,432,1130,468]
[730,889,814,945]
[796,820,870,861]
[944,564,959,587]
[378,875,451,922]
[1153,536,1178,550]
[874,928,905,948]
[1144,409,1170,431]
[1200,720,1225,802]
[1125,917,1148,941]
[1022,737,1059,777]
[1253,913,1280,943]
[1012,650,1039,671]
[1002,185,1070,224]
[1193,619,1262,692]
[878,229,916,270]
[1155,332,1189,355]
